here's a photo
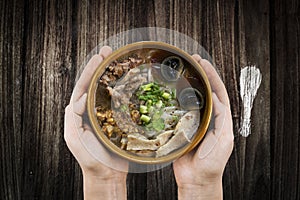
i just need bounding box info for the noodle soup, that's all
[87,42,212,164]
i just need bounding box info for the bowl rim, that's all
[87,41,212,164]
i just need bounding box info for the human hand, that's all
[64,46,127,200]
[173,55,234,200]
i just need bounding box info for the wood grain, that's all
[0,0,298,199]
[234,0,271,199]
[271,0,300,199]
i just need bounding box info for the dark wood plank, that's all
[235,0,271,199]
[271,0,300,199]
[1,0,298,199]
[201,1,243,199]
[18,0,78,199]
[146,166,177,200]
[0,0,25,199]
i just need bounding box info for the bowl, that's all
[87,41,212,164]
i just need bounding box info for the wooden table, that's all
[1,0,299,199]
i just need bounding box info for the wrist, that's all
[83,170,127,182]
[178,178,223,200]
[83,173,127,200]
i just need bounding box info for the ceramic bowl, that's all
[87,41,212,164]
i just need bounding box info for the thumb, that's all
[196,93,227,159]
[73,93,88,116]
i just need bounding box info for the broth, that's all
[94,48,206,157]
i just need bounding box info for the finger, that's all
[99,46,113,59]
[72,46,113,102]
[65,105,83,131]
[212,93,227,137]
[192,54,202,62]
[192,55,229,106]
[80,129,129,170]
[72,93,94,131]
[71,93,94,132]
[65,96,87,132]
[73,93,87,116]
[212,92,233,143]
[196,93,231,159]
[199,59,230,108]
[64,105,84,145]
[197,122,233,161]
[72,55,103,101]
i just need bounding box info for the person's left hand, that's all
[173,55,234,200]
[64,46,127,199]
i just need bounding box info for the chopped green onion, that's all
[140,105,148,114]
[153,90,161,95]
[156,100,163,108]
[146,100,153,106]
[140,114,151,123]
[152,84,160,90]
[136,82,178,128]
[148,106,154,114]
[162,92,171,100]
[138,96,148,101]
[141,83,154,91]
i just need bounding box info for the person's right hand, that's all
[173,55,234,199]
[64,46,128,200]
